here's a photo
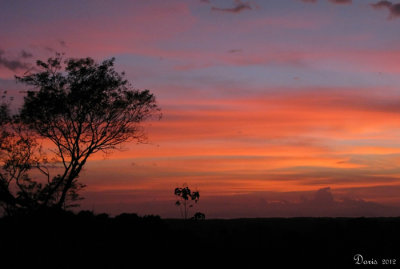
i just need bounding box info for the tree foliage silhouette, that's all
[0,54,160,214]
[174,185,200,220]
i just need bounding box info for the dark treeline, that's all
[1,211,400,268]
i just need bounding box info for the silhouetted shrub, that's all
[142,214,162,222]
[77,210,95,219]
[192,212,206,220]
[114,213,140,223]
[96,213,109,220]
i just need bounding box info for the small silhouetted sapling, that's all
[174,185,200,220]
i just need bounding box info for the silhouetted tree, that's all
[174,185,200,220]
[0,54,161,213]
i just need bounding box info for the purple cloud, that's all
[0,49,30,72]
[301,0,352,4]
[211,0,252,13]
[371,1,400,18]
[20,50,33,59]
[328,0,352,4]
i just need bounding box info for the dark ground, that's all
[1,211,400,268]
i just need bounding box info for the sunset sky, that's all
[1,0,400,217]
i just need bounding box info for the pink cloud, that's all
[167,47,400,74]
[1,1,197,60]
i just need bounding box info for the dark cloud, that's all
[81,187,400,218]
[371,1,400,18]
[0,49,30,72]
[228,49,243,53]
[392,3,400,15]
[328,0,352,4]
[42,40,67,53]
[44,46,55,52]
[221,187,400,218]
[20,50,33,59]
[295,187,400,217]
[313,187,334,205]
[211,0,252,13]
[301,0,352,4]
[372,0,394,8]
[58,40,67,47]
[302,0,400,20]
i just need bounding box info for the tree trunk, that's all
[184,199,187,220]
[56,157,88,208]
